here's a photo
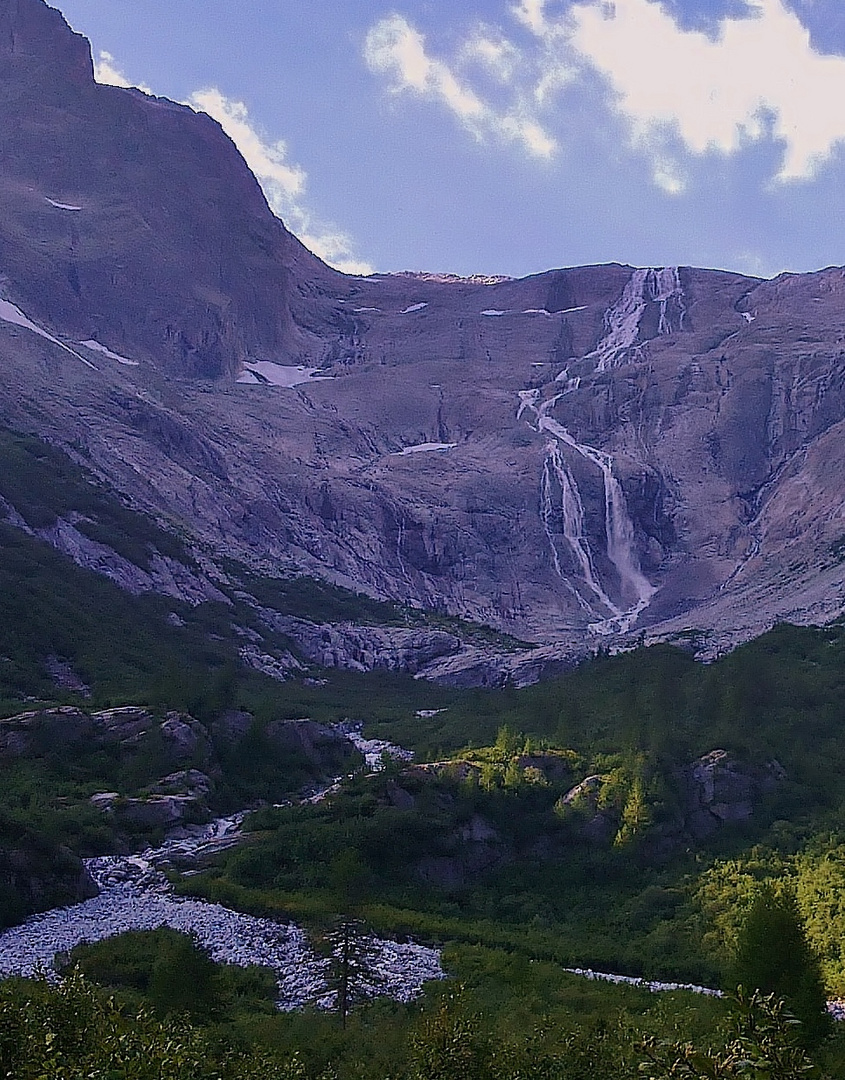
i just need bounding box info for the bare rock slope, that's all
[2,0,845,669]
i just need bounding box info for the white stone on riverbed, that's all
[0,878,329,1009]
[564,967,723,997]
[0,803,443,1010]
[0,872,443,1009]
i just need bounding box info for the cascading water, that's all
[519,384,655,634]
[653,267,684,335]
[591,266,685,372]
[516,266,676,630]
[540,438,618,617]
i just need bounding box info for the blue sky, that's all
[55,0,845,279]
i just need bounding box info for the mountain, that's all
[2,0,845,677]
[0,0,340,379]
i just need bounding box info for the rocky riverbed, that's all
[0,725,443,1009]
[1,722,840,1016]
[0,818,443,1009]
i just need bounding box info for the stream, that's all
[1,721,810,1012]
[0,724,441,1009]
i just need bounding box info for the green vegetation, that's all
[5,427,845,1074]
[179,764,718,984]
[1,967,835,1079]
[68,928,279,1021]
[0,971,303,1080]
[732,883,830,1045]
[228,561,531,648]
[0,428,188,567]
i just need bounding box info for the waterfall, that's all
[540,439,619,617]
[652,266,686,336]
[591,266,684,372]
[518,387,655,632]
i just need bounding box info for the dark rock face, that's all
[160,713,211,762]
[0,0,337,380]
[416,812,506,888]
[5,1,845,664]
[265,718,360,778]
[0,0,93,88]
[681,749,782,840]
[0,838,96,929]
[0,706,94,755]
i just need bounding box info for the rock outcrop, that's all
[0,832,97,929]
[556,750,785,850]
[0,0,338,380]
[264,615,462,675]
[266,718,360,777]
[681,749,784,840]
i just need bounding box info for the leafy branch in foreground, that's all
[639,992,822,1080]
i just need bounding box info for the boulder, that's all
[160,712,210,760]
[116,794,205,830]
[91,707,155,744]
[211,709,255,746]
[0,706,93,756]
[681,749,782,840]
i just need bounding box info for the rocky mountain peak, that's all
[0,0,340,380]
[3,0,845,671]
[0,0,93,90]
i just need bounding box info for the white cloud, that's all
[460,29,521,83]
[188,89,306,202]
[93,51,153,94]
[366,0,845,191]
[510,0,550,37]
[188,89,372,275]
[364,14,557,159]
[563,0,845,183]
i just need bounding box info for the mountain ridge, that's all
[1,0,845,673]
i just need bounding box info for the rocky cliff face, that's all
[2,0,845,667]
[0,0,340,379]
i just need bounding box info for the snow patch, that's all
[0,299,96,369]
[522,306,588,315]
[399,303,428,314]
[79,339,138,366]
[481,309,507,316]
[392,442,457,456]
[46,198,82,211]
[237,363,332,387]
[741,311,755,323]
[353,307,381,313]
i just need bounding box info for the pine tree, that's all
[732,882,830,1046]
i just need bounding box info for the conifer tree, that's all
[732,882,830,1046]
